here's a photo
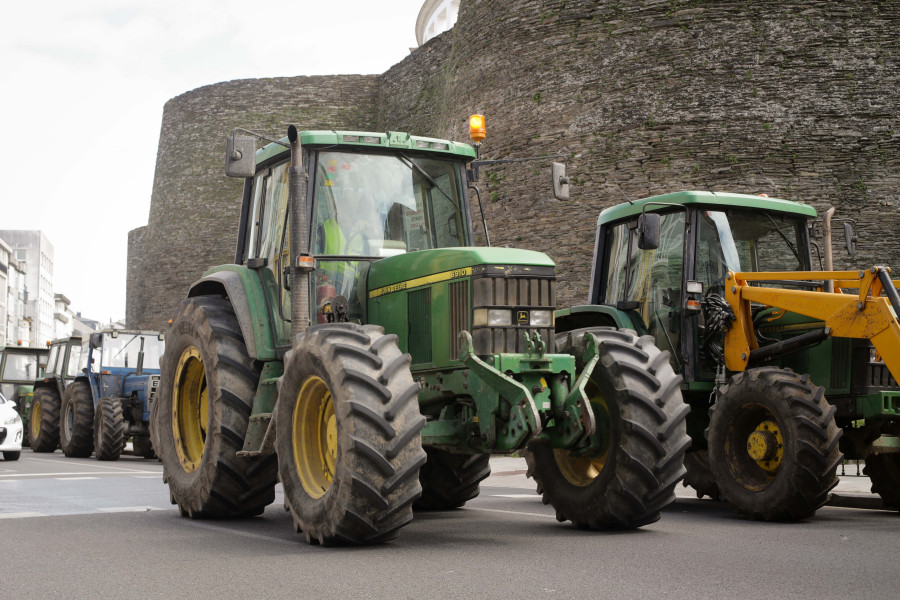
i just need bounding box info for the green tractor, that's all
[560,190,900,519]
[151,124,689,545]
[0,344,49,445]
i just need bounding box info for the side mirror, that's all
[551,162,569,201]
[637,212,660,250]
[89,333,102,349]
[225,135,257,178]
[844,222,858,256]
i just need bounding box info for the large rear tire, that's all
[525,327,690,529]
[275,324,426,545]
[94,397,126,461]
[414,449,491,510]
[133,436,156,459]
[29,387,61,452]
[864,429,900,511]
[153,296,277,518]
[682,449,721,500]
[707,367,842,520]
[60,381,94,458]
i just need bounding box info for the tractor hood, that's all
[366,247,555,298]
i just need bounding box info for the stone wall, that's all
[127,75,379,328]
[128,0,899,328]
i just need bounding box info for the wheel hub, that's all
[172,346,207,473]
[31,402,41,440]
[293,376,337,499]
[746,419,783,473]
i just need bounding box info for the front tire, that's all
[94,397,126,461]
[707,367,842,521]
[153,296,277,518]
[275,324,426,545]
[29,387,61,452]
[3,451,20,461]
[525,327,690,529]
[60,381,94,458]
[414,449,491,510]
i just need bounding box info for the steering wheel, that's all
[343,229,369,255]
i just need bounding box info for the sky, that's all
[0,0,429,325]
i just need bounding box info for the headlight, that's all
[473,308,513,327]
[529,310,553,327]
[3,413,21,425]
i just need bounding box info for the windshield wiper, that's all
[763,213,800,261]
[396,152,459,210]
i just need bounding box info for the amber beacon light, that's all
[469,114,486,143]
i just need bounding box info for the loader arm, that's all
[724,267,900,381]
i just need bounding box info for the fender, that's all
[555,304,646,335]
[187,265,280,360]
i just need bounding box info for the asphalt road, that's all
[1,451,898,600]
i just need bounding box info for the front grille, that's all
[851,340,899,392]
[408,288,432,365]
[448,280,470,358]
[148,375,160,406]
[866,364,897,388]
[471,266,556,355]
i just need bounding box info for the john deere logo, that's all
[517,310,529,324]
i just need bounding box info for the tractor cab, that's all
[229,130,475,345]
[583,191,816,382]
[86,329,165,406]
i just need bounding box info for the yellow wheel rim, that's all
[172,346,207,473]
[554,381,609,487]
[293,376,337,499]
[746,418,784,474]
[31,401,42,440]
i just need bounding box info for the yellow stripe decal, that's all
[369,267,473,299]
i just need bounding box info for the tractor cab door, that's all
[691,207,813,379]
[242,159,293,347]
[600,211,687,371]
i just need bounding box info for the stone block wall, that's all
[128,0,899,328]
[127,75,379,328]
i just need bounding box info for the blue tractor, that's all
[59,329,165,460]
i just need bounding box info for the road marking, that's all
[0,512,47,519]
[55,477,99,481]
[489,494,539,499]
[131,475,160,479]
[25,457,159,473]
[98,506,166,513]
[463,507,554,519]
[0,470,159,478]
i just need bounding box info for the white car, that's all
[0,391,23,461]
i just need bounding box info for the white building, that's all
[0,237,30,346]
[53,293,74,339]
[416,0,460,46]
[0,231,55,347]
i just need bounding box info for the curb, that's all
[827,493,885,510]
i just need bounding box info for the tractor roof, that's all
[255,130,477,165]
[597,190,818,225]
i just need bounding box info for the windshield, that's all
[697,209,809,288]
[101,334,164,370]
[311,151,468,257]
[1,352,40,381]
